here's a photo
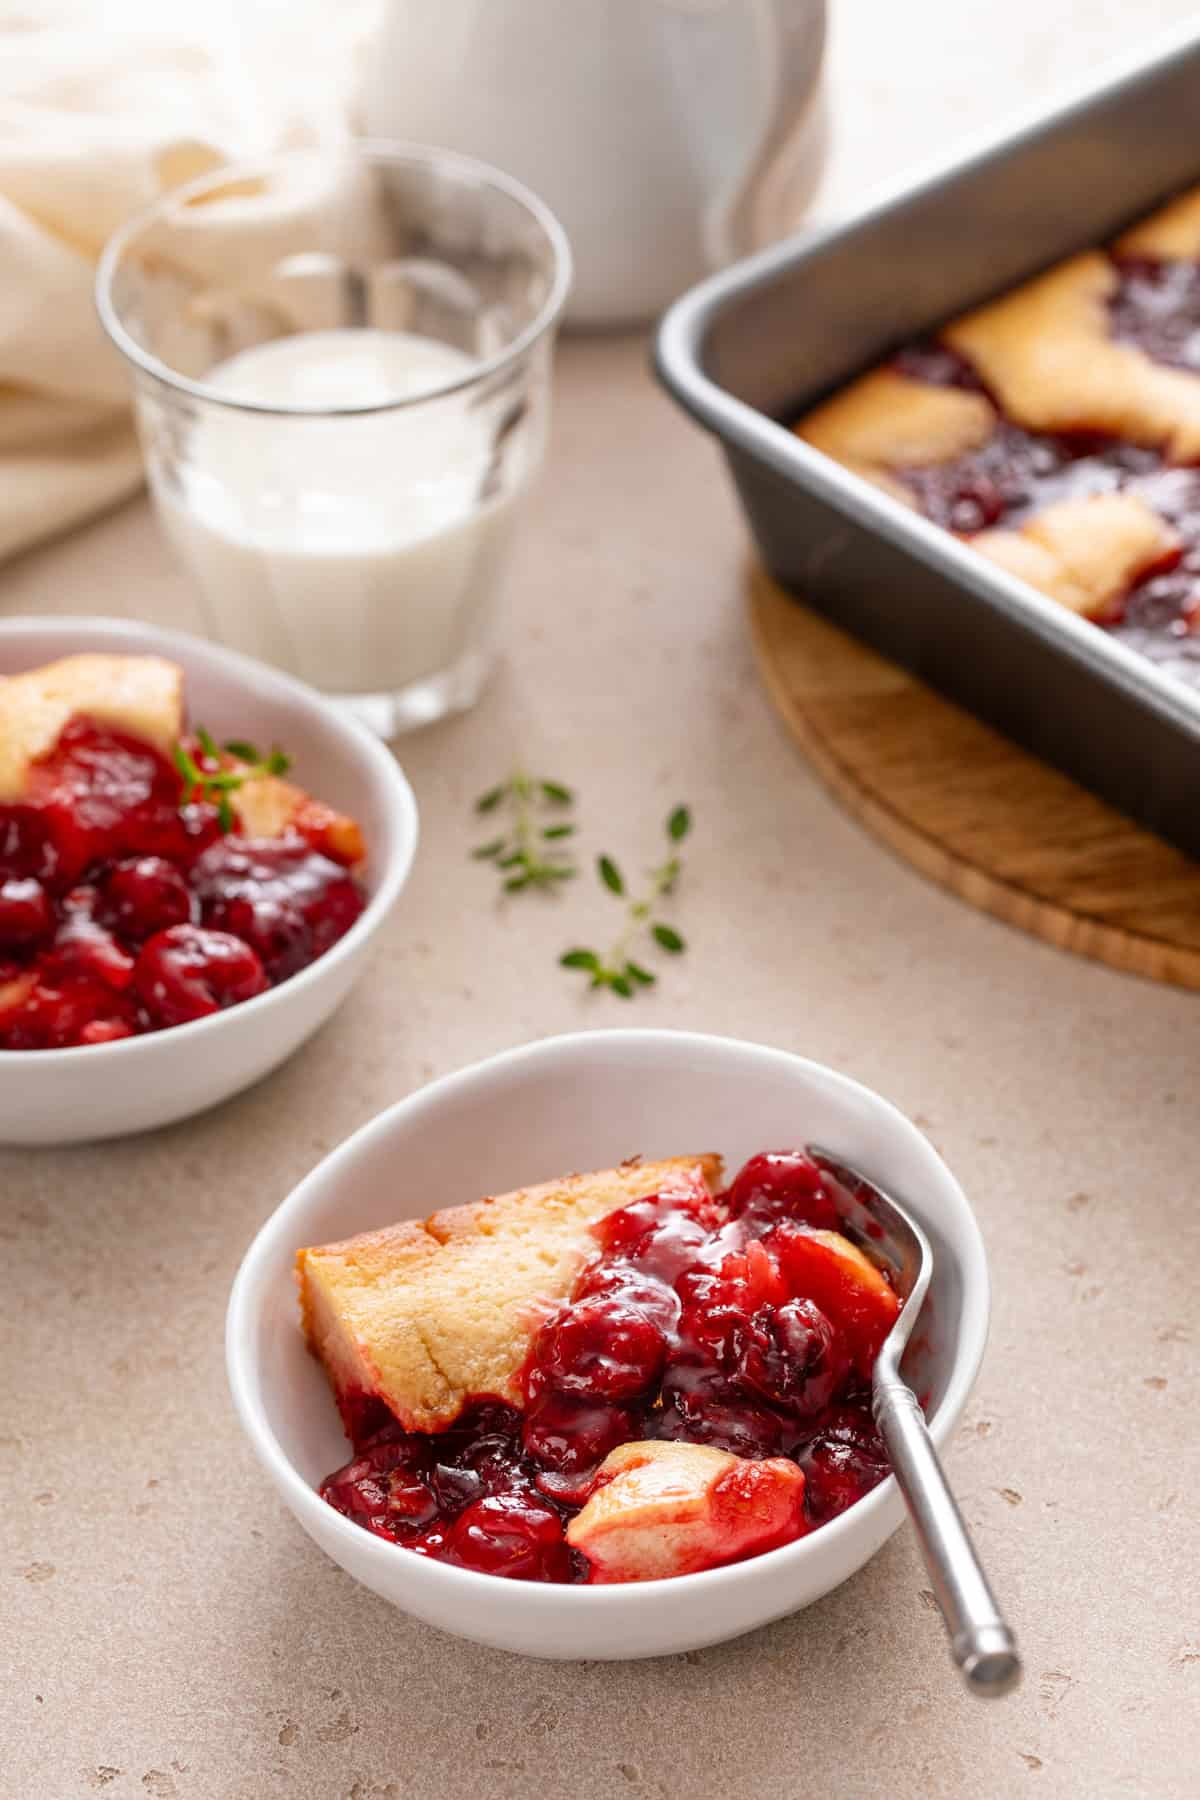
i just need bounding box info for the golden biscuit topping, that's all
[972,492,1179,618]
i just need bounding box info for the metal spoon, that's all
[809,1148,1022,1699]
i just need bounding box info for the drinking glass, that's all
[97,144,571,734]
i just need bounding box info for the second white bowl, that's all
[227,1029,990,1659]
[0,615,418,1145]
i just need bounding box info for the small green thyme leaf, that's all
[560,949,601,971]
[171,743,198,801]
[598,855,624,896]
[559,803,692,1000]
[175,729,295,835]
[470,770,579,896]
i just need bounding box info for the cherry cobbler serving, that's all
[298,1150,902,1584]
[0,654,367,1048]
[795,181,1200,688]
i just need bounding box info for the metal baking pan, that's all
[656,27,1200,860]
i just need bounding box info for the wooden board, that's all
[749,565,1200,990]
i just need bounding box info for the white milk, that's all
[157,330,521,699]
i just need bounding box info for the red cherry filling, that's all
[50,892,135,991]
[656,1372,787,1459]
[320,1436,437,1533]
[800,1406,891,1524]
[1,980,138,1049]
[99,857,194,941]
[22,718,188,884]
[0,719,366,1048]
[442,1494,576,1582]
[0,877,53,950]
[521,1393,640,1498]
[190,836,365,981]
[530,1296,667,1400]
[0,802,59,885]
[320,1151,900,1581]
[733,1297,849,1413]
[892,340,985,392]
[726,1150,842,1230]
[134,924,268,1026]
[1109,254,1200,374]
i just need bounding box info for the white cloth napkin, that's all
[0,0,376,562]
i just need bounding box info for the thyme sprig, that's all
[173,728,292,834]
[472,770,577,893]
[561,805,691,997]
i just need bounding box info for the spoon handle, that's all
[873,1379,1021,1697]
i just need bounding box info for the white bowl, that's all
[0,615,418,1145]
[227,1030,989,1660]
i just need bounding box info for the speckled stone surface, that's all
[5,5,1200,1796]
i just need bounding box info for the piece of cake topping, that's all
[565,1440,807,1582]
[971,491,1179,617]
[297,1155,723,1434]
[795,367,997,504]
[0,653,183,800]
[1114,186,1200,262]
[944,253,1200,462]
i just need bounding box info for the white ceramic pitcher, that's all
[361,0,827,326]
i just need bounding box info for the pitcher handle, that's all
[702,0,827,268]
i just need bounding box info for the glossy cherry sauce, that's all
[320,1153,897,1583]
[885,251,1200,686]
[0,718,365,1048]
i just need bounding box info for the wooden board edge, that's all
[748,569,1200,993]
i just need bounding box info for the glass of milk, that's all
[97,145,571,734]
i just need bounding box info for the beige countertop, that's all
[5,5,1200,1796]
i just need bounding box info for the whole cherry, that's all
[522,1391,638,1479]
[800,1407,890,1523]
[726,1150,841,1230]
[50,893,135,991]
[202,891,311,982]
[0,877,53,951]
[533,1296,667,1401]
[442,1493,573,1582]
[134,923,268,1026]
[732,1297,848,1415]
[99,857,195,941]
